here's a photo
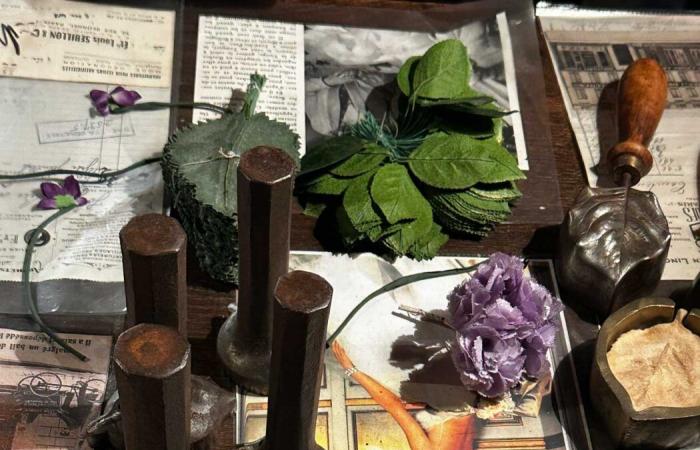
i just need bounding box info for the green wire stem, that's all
[326,262,481,347]
[0,157,162,182]
[5,97,230,362]
[23,205,88,361]
[111,101,229,116]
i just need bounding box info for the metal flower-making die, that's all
[590,297,700,449]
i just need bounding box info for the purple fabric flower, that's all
[89,86,141,116]
[448,253,563,398]
[38,176,88,209]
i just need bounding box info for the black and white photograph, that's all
[304,12,528,169]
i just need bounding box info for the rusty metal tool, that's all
[557,58,671,318]
[217,146,296,395]
[114,323,191,450]
[236,270,333,450]
[120,213,188,334]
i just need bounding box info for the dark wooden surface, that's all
[180,2,591,449]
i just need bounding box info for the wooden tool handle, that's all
[607,58,667,186]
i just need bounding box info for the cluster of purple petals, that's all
[89,86,141,116]
[448,253,563,398]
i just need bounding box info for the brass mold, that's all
[591,297,700,449]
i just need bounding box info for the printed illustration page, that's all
[233,252,585,450]
[0,0,175,87]
[0,327,111,449]
[193,16,305,151]
[0,78,168,282]
[539,9,700,280]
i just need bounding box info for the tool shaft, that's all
[235,146,295,343]
[266,270,333,450]
[216,146,296,394]
[120,214,187,335]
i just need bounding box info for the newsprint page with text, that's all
[539,6,700,280]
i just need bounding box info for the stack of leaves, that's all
[296,39,525,260]
[162,74,300,283]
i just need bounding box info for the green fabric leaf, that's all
[343,169,382,233]
[383,213,433,255]
[436,102,514,118]
[433,206,493,237]
[468,182,522,202]
[164,112,299,217]
[335,205,364,247]
[371,163,426,224]
[304,173,354,196]
[397,55,420,97]
[299,135,366,177]
[408,133,525,190]
[428,190,510,225]
[301,197,328,218]
[416,93,493,107]
[435,113,500,139]
[162,89,300,283]
[407,223,449,260]
[369,164,434,253]
[330,144,388,177]
[411,39,471,101]
[417,97,514,119]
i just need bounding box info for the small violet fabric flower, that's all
[89,86,141,116]
[448,253,563,398]
[38,176,88,210]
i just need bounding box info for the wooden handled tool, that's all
[114,323,191,450]
[607,58,668,186]
[120,214,187,335]
[236,270,333,450]
[557,58,671,318]
[217,146,296,395]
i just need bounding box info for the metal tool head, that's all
[556,58,670,318]
[557,186,670,317]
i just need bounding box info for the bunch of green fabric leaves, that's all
[163,74,300,283]
[296,39,525,260]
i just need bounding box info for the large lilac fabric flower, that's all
[90,86,141,116]
[38,176,88,209]
[448,253,563,398]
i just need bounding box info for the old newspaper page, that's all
[539,7,700,280]
[192,16,306,150]
[0,79,168,283]
[0,328,111,449]
[193,13,529,168]
[0,0,174,283]
[0,0,174,88]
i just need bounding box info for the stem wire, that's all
[326,262,480,347]
[0,157,162,182]
[23,206,88,361]
[3,99,225,362]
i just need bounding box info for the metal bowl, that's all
[590,297,700,449]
